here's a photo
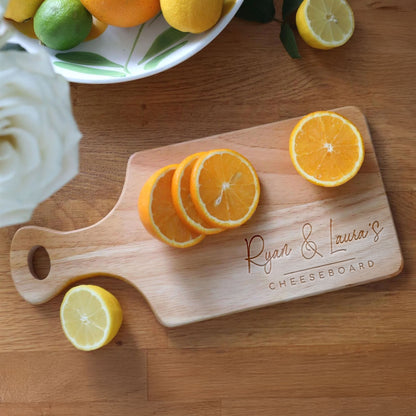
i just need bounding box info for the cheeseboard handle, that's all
[10,221,116,305]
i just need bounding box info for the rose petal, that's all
[3,126,42,173]
[0,207,35,228]
[0,8,15,48]
[0,140,19,183]
[0,49,82,227]
[37,142,80,202]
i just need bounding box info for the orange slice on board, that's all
[190,149,261,229]
[289,111,365,187]
[138,164,204,248]
[171,152,224,235]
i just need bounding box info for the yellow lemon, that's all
[222,0,236,17]
[296,0,355,50]
[4,0,45,23]
[60,285,123,351]
[161,0,223,34]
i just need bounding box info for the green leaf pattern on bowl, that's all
[53,61,127,78]
[138,27,188,65]
[52,17,190,78]
[7,0,244,83]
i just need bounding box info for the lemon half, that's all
[60,285,123,351]
[296,0,355,50]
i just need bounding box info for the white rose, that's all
[0,50,82,227]
[0,0,15,47]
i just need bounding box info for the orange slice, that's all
[138,164,205,248]
[190,149,261,229]
[289,111,365,187]
[172,152,224,235]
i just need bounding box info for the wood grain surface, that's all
[1,0,415,414]
[9,107,403,326]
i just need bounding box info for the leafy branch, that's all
[236,0,303,59]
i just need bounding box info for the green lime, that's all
[34,0,92,51]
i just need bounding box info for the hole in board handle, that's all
[28,246,51,280]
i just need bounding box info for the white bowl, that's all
[8,0,243,84]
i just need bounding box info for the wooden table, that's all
[1,1,415,414]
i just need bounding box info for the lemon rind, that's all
[60,285,113,351]
[302,0,355,49]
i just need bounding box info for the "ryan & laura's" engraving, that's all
[244,218,384,290]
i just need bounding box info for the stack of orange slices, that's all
[138,149,261,248]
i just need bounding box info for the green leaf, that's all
[124,23,146,73]
[138,27,188,65]
[55,52,124,68]
[236,0,275,23]
[144,40,188,70]
[1,43,26,52]
[282,0,303,21]
[53,61,126,77]
[279,22,301,59]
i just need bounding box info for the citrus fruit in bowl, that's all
[33,0,93,51]
[6,0,244,84]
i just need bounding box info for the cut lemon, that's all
[190,149,260,229]
[289,111,365,187]
[138,164,205,248]
[296,0,355,50]
[60,285,123,351]
[171,152,224,235]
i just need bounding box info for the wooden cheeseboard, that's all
[10,106,403,327]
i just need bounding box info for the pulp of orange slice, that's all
[289,111,365,187]
[171,152,224,235]
[190,149,261,229]
[138,164,205,248]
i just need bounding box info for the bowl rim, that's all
[9,0,244,84]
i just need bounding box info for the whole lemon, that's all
[34,0,92,51]
[4,0,45,23]
[161,0,223,34]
